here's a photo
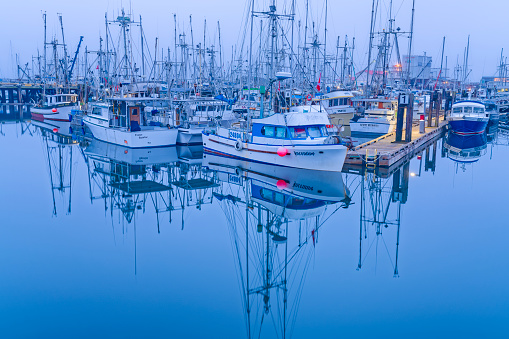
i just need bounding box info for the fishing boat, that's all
[350,98,398,136]
[315,90,356,127]
[202,107,348,172]
[448,101,489,135]
[483,100,500,122]
[83,97,179,148]
[31,93,79,122]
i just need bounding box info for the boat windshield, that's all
[290,127,307,139]
[308,126,322,138]
[452,107,462,113]
[463,107,473,113]
[473,107,485,114]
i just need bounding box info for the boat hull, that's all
[84,117,179,148]
[350,119,395,135]
[448,117,488,135]
[31,105,78,122]
[177,127,203,145]
[202,132,347,172]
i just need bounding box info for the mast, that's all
[366,0,376,94]
[218,21,223,82]
[190,15,196,86]
[58,14,69,86]
[323,0,328,84]
[464,35,470,83]
[406,0,415,88]
[43,12,47,82]
[248,0,254,89]
[140,15,145,78]
[174,14,178,83]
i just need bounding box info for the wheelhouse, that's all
[252,124,328,140]
[44,94,78,107]
[451,101,486,116]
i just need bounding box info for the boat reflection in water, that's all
[203,153,351,338]
[32,119,79,216]
[443,131,488,170]
[84,140,217,231]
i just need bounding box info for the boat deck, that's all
[344,119,447,168]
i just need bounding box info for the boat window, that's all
[261,126,275,137]
[463,107,473,113]
[452,107,462,113]
[474,107,484,114]
[329,100,333,107]
[320,125,328,136]
[260,189,274,202]
[92,107,102,115]
[333,99,339,106]
[274,192,285,205]
[290,127,307,139]
[275,126,287,138]
[308,126,322,138]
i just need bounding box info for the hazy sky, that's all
[0,0,507,81]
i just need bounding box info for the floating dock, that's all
[344,119,447,169]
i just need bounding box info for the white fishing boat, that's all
[83,98,178,148]
[350,98,398,136]
[202,109,347,172]
[31,93,79,122]
[176,97,237,145]
[314,90,356,127]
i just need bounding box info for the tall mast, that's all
[190,15,196,85]
[140,15,145,78]
[464,35,470,83]
[248,0,254,89]
[218,21,223,82]
[366,0,376,94]
[43,12,47,82]
[406,0,415,87]
[105,12,109,81]
[58,14,69,86]
[304,0,309,85]
[174,14,178,83]
[323,0,328,84]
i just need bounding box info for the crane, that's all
[68,36,84,81]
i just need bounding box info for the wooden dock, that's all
[344,119,447,168]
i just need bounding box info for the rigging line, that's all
[288,246,314,339]
[380,234,395,269]
[361,234,378,267]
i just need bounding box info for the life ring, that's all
[234,139,243,151]
[306,94,312,101]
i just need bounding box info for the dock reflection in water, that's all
[1,121,509,338]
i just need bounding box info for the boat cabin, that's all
[352,98,398,116]
[43,93,78,107]
[251,112,330,142]
[451,101,487,118]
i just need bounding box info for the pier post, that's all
[427,93,434,128]
[434,92,441,127]
[405,94,414,142]
[396,93,410,142]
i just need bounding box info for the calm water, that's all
[1,120,508,339]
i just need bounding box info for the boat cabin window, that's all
[261,126,276,137]
[290,127,307,139]
[275,126,287,138]
[463,107,473,113]
[308,126,322,138]
[473,107,485,114]
[452,107,462,114]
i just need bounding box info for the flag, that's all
[316,73,321,92]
